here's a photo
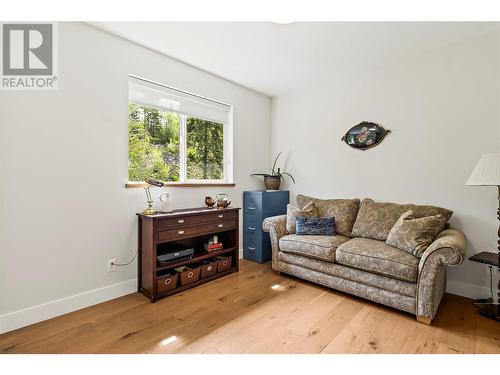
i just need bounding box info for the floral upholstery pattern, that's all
[279,234,350,262]
[386,210,444,257]
[296,194,360,237]
[417,229,466,318]
[286,202,318,234]
[262,214,287,269]
[278,251,417,297]
[277,261,416,314]
[336,238,420,282]
[351,198,453,241]
[262,200,465,321]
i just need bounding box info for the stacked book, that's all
[204,242,223,252]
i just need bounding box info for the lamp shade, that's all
[466,153,500,186]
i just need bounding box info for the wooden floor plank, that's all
[1,261,499,354]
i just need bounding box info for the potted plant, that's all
[251,152,296,190]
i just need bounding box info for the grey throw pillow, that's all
[386,210,444,257]
[286,202,318,233]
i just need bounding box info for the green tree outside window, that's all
[128,103,224,182]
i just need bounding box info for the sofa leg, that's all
[416,316,432,325]
[274,270,281,276]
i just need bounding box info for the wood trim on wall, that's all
[126,183,236,188]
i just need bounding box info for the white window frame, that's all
[128,75,233,185]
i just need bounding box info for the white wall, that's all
[0,22,271,332]
[271,31,500,298]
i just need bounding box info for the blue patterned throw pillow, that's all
[295,217,336,235]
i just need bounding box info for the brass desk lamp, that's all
[143,178,165,215]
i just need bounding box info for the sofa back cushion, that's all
[296,194,360,237]
[286,202,318,234]
[351,198,453,241]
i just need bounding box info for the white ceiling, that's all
[91,22,499,97]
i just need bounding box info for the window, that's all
[128,75,233,184]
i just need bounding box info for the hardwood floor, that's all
[1,260,499,354]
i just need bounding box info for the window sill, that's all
[125,182,236,188]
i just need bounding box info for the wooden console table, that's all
[137,207,240,302]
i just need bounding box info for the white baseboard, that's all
[2,250,246,334]
[0,264,487,334]
[446,279,490,300]
[0,279,137,334]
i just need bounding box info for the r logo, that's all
[2,24,53,75]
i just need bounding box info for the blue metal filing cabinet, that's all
[243,190,289,263]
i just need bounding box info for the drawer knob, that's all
[248,226,255,230]
[164,278,171,285]
[218,224,223,228]
[187,271,194,278]
[178,230,185,235]
[222,261,228,266]
[178,219,184,223]
[248,207,256,210]
[249,247,256,250]
[218,214,224,218]
[207,265,212,271]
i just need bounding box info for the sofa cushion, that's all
[296,194,360,237]
[336,237,420,282]
[386,210,444,257]
[279,234,350,262]
[277,251,417,297]
[286,202,318,234]
[351,198,453,241]
[296,216,336,236]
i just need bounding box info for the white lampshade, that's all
[466,153,500,186]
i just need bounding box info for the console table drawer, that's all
[158,219,236,242]
[158,211,236,230]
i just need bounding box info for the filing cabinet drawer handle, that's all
[248,227,255,230]
[218,224,224,228]
[248,247,256,250]
[218,214,224,218]
[178,230,185,235]
[164,278,171,285]
[248,207,256,210]
[178,219,184,223]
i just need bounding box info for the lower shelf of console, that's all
[141,267,237,302]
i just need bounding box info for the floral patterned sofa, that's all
[262,194,466,324]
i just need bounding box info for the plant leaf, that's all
[271,152,281,175]
[281,172,296,184]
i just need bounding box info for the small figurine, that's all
[205,196,216,209]
[216,193,231,209]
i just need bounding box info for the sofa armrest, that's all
[416,228,466,319]
[419,228,466,270]
[262,215,287,270]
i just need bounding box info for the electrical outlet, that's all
[107,259,116,273]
